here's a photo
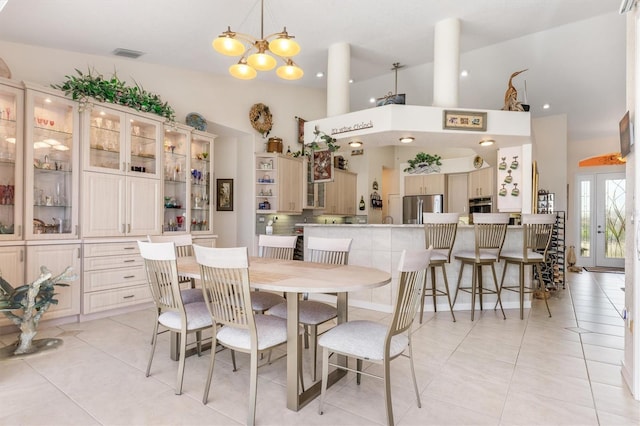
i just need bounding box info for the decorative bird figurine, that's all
[502,69,528,111]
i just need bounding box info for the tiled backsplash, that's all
[256,211,367,235]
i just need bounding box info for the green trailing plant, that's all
[309,126,340,152]
[404,152,443,173]
[52,68,176,122]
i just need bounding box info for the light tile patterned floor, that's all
[1,270,638,425]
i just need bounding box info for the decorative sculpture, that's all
[502,69,528,111]
[0,266,76,357]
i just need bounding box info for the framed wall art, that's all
[443,110,487,131]
[216,178,233,211]
[296,116,306,145]
[312,149,334,183]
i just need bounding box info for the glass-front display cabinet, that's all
[162,126,189,233]
[24,83,79,240]
[83,105,161,178]
[190,130,214,233]
[0,78,24,241]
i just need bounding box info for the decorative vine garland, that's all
[249,103,273,138]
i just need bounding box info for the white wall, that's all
[0,39,326,248]
[532,114,568,212]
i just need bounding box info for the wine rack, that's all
[535,210,565,290]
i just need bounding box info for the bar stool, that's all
[453,213,509,321]
[497,213,556,319]
[420,212,459,323]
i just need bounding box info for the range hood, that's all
[304,104,532,152]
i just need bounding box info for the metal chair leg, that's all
[248,350,258,426]
[441,264,456,322]
[318,347,329,415]
[176,330,187,395]
[202,331,217,404]
[491,263,506,320]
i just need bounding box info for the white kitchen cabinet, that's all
[82,172,161,237]
[81,103,163,238]
[25,242,81,320]
[0,245,25,327]
[404,174,445,195]
[324,169,357,215]
[468,167,494,198]
[255,153,303,214]
[0,78,24,241]
[24,83,80,240]
[82,241,151,315]
[447,173,468,214]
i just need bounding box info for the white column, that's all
[327,42,350,116]
[433,18,460,108]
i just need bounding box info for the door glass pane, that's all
[0,90,17,236]
[579,180,590,257]
[32,95,74,235]
[163,129,187,232]
[130,119,157,175]
[190,136,211,232]
[89,109,121,170]
[604,178,625,259]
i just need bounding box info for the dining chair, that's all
[146,234,203,346]
[318,248,432,426]
[453,212,509,321]
[268,236,352,381]
[138,240,212,395]
[251,234,296,313]
[421,212,459,323]
[194,245,302,426]
[497,213,556,319]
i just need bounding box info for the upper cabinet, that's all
[255,153,304,214]
[81,103,163,238]
[0,78,24,241]
[82,105,162,177]
[468,167,494,198]
[324,169,357,215]
[24,83,80,240]
[162,126,215,234]
[303,158,325,210]
[404,174,445,196]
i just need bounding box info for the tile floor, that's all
[1,270,639,425]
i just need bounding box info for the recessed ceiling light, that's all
[399,136,414,144]
[316,71,324,78]
[349,140,362,148]
[479,139,495,146]
[369,97,376,103]
[348,79,354,84]
[460,70,469,77]
[543,103,550,109]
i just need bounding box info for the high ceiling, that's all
[0,0,627,144]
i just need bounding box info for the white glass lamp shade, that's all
[212,35,245,56]
[269,36,300,57]
[276,61,304,80]
[247,52,277,71]
[229,61,257,80]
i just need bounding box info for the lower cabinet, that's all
[0,245,26,327]
[25,242,82,320]
[82,241,151,315]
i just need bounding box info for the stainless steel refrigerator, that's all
[402,194,444,224]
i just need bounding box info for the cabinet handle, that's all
[123,295,135,299]
[122,162,126,172]
[123,247,136,250]
[121,224,126,234]
[20,249,23,262]
[127,224,131,233]
[18,225,22,237]
[123,275,135,279]
[75,225,78,236]
[123,259,135,263]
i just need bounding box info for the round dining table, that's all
[177,256,391,411]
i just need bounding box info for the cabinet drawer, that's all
[83,284,151,314]
[83,265,146,292]
[84,254,143,271]
[84,242,140,258]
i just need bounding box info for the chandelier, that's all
[212,0,303,80]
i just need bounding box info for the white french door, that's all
[577,173,625,268]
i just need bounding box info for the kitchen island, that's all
[302,223,535,315]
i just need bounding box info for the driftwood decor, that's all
[0,266,76,358]
[502,69,528,111]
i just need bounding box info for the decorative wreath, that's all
[249,103,273,138]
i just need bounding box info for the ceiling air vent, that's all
[112,48,145,59]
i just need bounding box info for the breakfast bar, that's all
[302,223,534,315]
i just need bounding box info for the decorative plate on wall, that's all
[186,112,207,131]
[473,155,484,169]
